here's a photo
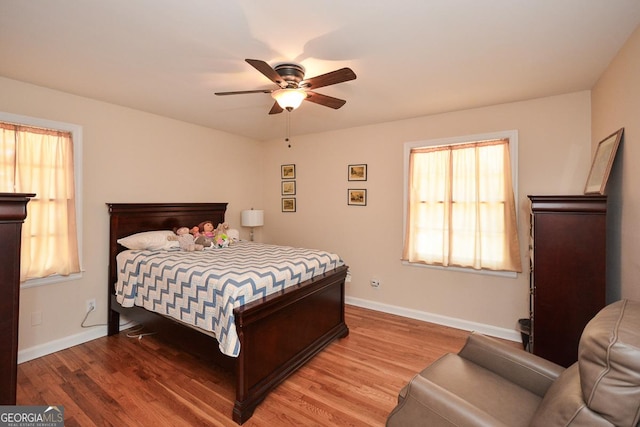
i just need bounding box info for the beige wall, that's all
[0,77,264,353]
[592,24,640,302]
[262,92,592,335]
[0,77,601,354]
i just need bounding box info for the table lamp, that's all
[241,209,264,241]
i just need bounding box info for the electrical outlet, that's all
[370,279,380,288]
[86,298,96,313]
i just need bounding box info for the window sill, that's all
[21,271,84,289]
[402,260,518,279]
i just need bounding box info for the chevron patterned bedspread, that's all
[115,241,344,357]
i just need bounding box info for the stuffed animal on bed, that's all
[212,222,231,248]
[195,221,215,247]
[168,227,204,251]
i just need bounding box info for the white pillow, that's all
[117,230,179,250]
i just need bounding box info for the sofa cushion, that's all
[417,353,542,427]
[387,374,511,427]
[578,299,640,427]
[529,364,613,427]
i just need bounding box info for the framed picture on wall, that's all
[348,189,367,206]
[281,164,296,179]
[584,128,624,195]
[281,180,296,195]
[282,198,296,212]
[348,164,367,181]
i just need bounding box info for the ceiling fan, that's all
[215,59,357,114]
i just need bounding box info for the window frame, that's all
[0,111,84,288]
[403,130,519,278]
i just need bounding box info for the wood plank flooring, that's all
[17,305,514,426]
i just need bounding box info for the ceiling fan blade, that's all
[246,59,287,88]
[215,89,272,96]
[301,68,356,90]
[304,91,347,109]
[268,102,284,115]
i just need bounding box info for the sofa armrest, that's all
[386,374,509,427]
[458,332,564,397]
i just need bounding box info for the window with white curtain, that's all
[403,131,521,274]
[0,113,82,285]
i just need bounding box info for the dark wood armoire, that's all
[0,193,33,404]
[528,195,607,367]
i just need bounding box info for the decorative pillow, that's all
[117,230,179,250]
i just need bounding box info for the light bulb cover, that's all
[271,89,307,110]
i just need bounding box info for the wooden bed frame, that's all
[106,203,349,424]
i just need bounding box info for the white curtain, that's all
[403,139,521,272]
[1,122,80,281]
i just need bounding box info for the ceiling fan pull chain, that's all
[285,112,292,148]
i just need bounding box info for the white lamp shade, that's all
[271,89,307,110]
[241,209,264,227]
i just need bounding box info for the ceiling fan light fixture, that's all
[272,88,307,111]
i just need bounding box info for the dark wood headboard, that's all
[106,202,228,291]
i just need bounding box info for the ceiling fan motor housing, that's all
[274,63,305,87]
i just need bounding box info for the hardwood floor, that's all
[17,305,511,426]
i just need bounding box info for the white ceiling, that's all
[2,1,640,141]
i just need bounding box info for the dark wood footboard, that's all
[233,264,349,424]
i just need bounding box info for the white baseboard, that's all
[18,300,521,364]
[18,326,108,364]
[346,296,522,343]
[18,316,137,364]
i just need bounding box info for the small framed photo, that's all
[282,198,296,212]
[348,189,367,206]
[281,164,296,179]
[281,180,296,195]
[584,128,624,195]
[348,164,367,181]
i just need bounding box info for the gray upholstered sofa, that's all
[386,299,640,426]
